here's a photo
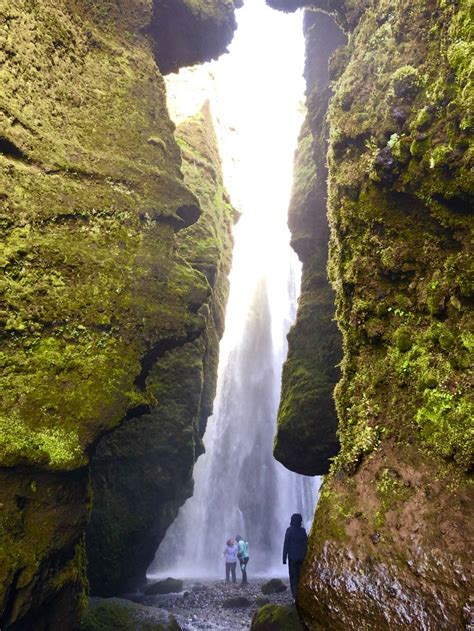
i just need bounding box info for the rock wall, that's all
[86,104,236,595]
[269,0,473,628]
[274,12,345,476]
[0,1,237,628]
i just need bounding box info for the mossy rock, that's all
[86,105,236,596]
[81,597,181,631]
[274,1,474,629]
[1,0,236,627]
[251,605,303,631]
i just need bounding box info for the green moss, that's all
[311,483,355,543]
[251,604,303,631]
[374,468,413,528]
[81,598,180,631]
[0,413,84,468]
[416,388,473,469]
[413,107,434,131]
[332,385,383,474]
[394,325,413,352]
[390,65,424,100]
[86,104,235,595]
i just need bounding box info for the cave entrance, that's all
[150,0,320,583]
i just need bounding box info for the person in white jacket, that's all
[223,538,238,584]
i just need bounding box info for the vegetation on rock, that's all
[274,12,346,476]
[269,1,473,628]
[0,1,236,627]
[81,597,181,631]
[251,604,303,631]
[86,104,236,595]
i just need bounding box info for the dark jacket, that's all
[283,525,307,563]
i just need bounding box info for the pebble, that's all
[136,578,294,630]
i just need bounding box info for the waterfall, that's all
[149,0,319,579]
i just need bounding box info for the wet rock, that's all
[150,1,238,75]
[81,597,181,630]
[261,579,287,595]
[1,2,240,626]
[222,596,252,609]
[251,604,303,630]
[145,578,184,595]
[137,579,294,628]
[273,11,345,477]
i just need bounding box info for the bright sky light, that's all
[166,0,306,357]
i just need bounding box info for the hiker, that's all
[223,538,238,584]
[282,513,307,598]
[235,535,250,585]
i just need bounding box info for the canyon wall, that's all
[269,0,473,628]
[86,104,236,595]
[0,1,237,628]
[274,12,345,476]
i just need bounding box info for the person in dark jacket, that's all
[282,513,308,598]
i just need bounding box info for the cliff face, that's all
[0,1,236,628]
[86,104,236,595]
[274,12,345,476]
[269,0,473,628]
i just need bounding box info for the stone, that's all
[81,597,181,631]
[222,596,252,609]
[261,579,287,595]
[270,1,473,629]
[145,578,184,595]
[273,11,346,476]
[251,604,303,631]
[86,105,236,596]
[256,597,271,607]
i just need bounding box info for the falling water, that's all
[149,0,319,579]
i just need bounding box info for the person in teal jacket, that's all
[235,535,249,585]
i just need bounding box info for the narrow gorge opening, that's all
[3,0,471,629]
[150,0,320,581]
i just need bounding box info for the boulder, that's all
[261,579,287,595]
[145,578,184,595]
[251,604,303,631]
[81,597,181,631]
[222,596,252,609]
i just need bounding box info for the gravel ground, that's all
[136,578,294,630]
